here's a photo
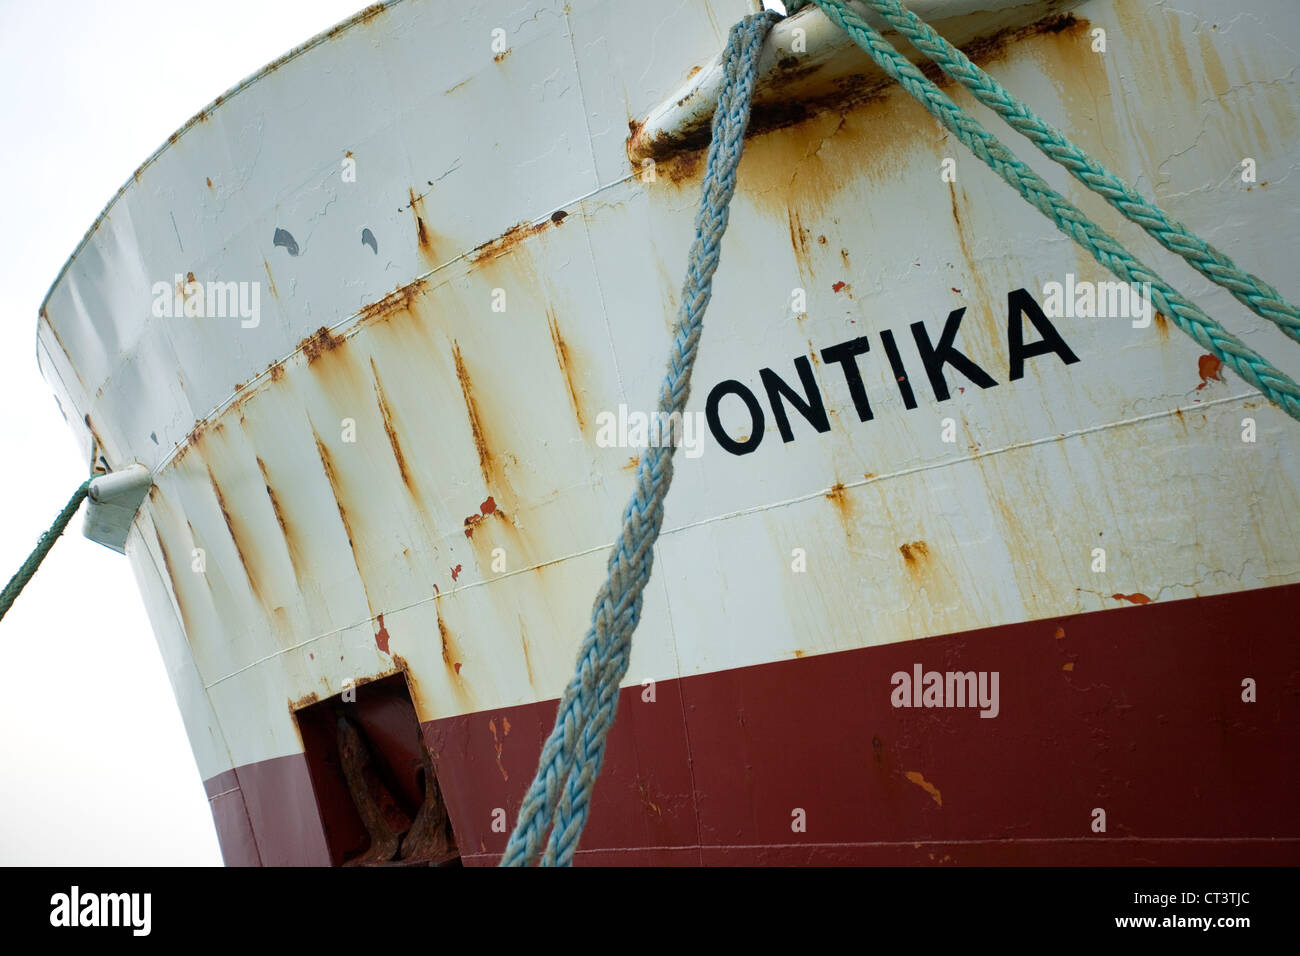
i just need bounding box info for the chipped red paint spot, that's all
[464,496,500,537]
[1112,592,1152,605]
[831,281,847,293]
[454,662,462,674]
[1196,354,1224,389]
[309,653,315,660]
[374,613,391,653]
[451,564,463,582]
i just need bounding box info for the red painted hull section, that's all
[208,582,1300,865]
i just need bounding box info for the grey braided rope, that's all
[500,10,780,867]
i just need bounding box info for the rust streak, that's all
[300,326,347,364]
[468,215,562,265]
[369,357,413,489]
[409,188,435,258]
[547,308,585,430]
[452,342,493,486]
[359,279,427,326]
[904,770,943,807]
[205,464,263,602]
[899,540,930,568]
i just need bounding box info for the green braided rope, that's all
[0,480,91,623]
[864,0,1300,345]
[800,0,1300,421]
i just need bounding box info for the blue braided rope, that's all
[863,0,1300,345]
[500,10,780,867]
[802,0,1300,421]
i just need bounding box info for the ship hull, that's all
[36,0,1300,865]
[208,582,1300,865]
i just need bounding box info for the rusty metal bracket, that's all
[83,463,152,554]
[627,0,1084,164]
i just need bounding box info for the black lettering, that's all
[879,329,917,410]
[760,357,831,443]
[1007,287,1080,380]
[820,336,873,422]
[910,308,998,401]
[705,379,765,455]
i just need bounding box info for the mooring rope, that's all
[0,480,90,623]
[499,9,781,866]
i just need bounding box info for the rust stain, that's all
[904,771,943,807]
[547,308,585,430]
[661,150,702,185]
[375,613,391,654]
[152,528,194,637]
[254,458,290,539]
[787,208,812,276]
[437,611,453,666]
[493,49,509,64]
[323,2,386,39]
[205,177,213,189]
[369,357,413,489]
[1062,661,1075,671]
[468,216,561,265]
[1054,626,1065,639]
[1153,310,1169,337]
[205,464,265,603]
[300,326,347,364]
[357,278,428,328]
[1112,592,1152,605]
[83,413,108,460]
[409,188,436,261]
[262,260,278,300]
[1196,354,1224,389]
[291,692,320,711]
[825,482,853,530]
[311,428,371,622]
[452,343,494,486]
[489,718,509,781]
[519,620,535,687]
[628,13,1082,165]
[899,540,930,568]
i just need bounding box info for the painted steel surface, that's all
[36,0,1300,862]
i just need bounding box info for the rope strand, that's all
[500,10,780,867]
[0,480,91,623]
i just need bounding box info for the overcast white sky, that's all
[0,0,377,866]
